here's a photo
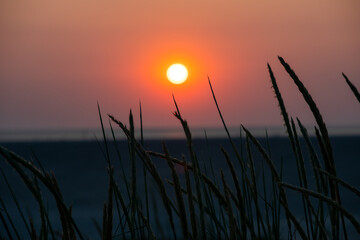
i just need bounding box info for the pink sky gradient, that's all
[1,0,359,132]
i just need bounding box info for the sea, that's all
[1,127,359,239]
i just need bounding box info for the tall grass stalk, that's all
[172,94,206,239]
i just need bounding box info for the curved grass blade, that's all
[0,167,31,236]
[342,73,360,103]
[0,207,13,240]
[109,114,178,239]
[0,197,20,239]
[279,56,347,238]
[242,126,308,240]
[220,169,239,240]
[316,168,360,198]
[163,143,189,239]
[0,146,84,240]
[172,94,205,239]
[280,182,360,235]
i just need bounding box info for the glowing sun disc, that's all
[167,63,188,84]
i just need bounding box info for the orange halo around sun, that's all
[167,63,188,84]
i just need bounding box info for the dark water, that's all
[1,136,359,238]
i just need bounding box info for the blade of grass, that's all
[32,175,56,240]
[207,77,247,173]
[104,167,114,240]
[0,146,83,240]
[172,94,205,239]
[102,203,108,240]
[242,125,308,240]
[221,146,255,238]
[47,173,75,240]
[245,136,268,239]
[269,63,312,238]
[163,143,189,239]
[112,178,134,238]
[220,169,240,240]
[280,182,360,235]
[316,168,360,198]
[342,73,360,103]
[98,103,111,168]
[315,127,338,237]
[136,204,156,240]
[0,167,31,236]
[0,207,13,240]
[279,56,347,239]
[128,110,137,234]
[297,119,327,239]
[0,197,20,239]
[267,63,296,152]
[290,118,314,238]
[183,158,197,239]
[139,101,150,239]
[29,217,37,240]
[109,114,178,239]
[147,150,229,208]
[109,122,131,199]
[278,57,334,168]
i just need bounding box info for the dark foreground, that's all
[1,136,359,238]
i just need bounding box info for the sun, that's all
[167,63,188,84]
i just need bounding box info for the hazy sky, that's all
[1,0,359,131]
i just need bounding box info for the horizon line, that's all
[1,125,360,142]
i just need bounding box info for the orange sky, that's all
[0,0,359,131]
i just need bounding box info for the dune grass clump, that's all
[1,56,360,239]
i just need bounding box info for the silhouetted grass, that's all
[0,57,359,239]
[343,72,360,103]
